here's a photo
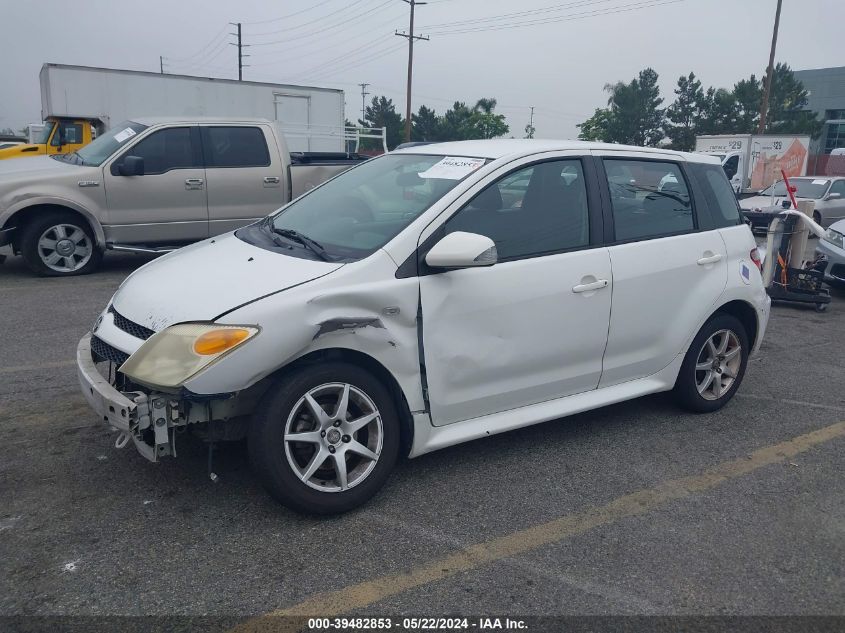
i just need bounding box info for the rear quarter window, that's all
[698,164,742,228]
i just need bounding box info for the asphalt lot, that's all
[0,242,843,628]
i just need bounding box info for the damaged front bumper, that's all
[77,333,182,462]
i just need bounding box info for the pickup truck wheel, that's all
[673,314,749,413]
[249,362,399,515]
[20,212,102,276]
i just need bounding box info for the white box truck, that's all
[2,63,387,159]
[695,134,810,194]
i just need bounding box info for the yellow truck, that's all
[0,117,95,160]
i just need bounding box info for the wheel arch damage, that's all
[180,253,427,454]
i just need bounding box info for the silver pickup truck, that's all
[0,117,367,276]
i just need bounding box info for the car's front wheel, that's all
[673,314,749,413]
[249,362,400,514]
[19,211,103,276]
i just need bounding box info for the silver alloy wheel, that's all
[695,329,742,401]
[283,382,383,492]
[37,223,93,273]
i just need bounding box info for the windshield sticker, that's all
[418,157,486,180]
[113,127,137,143]
[812,179,828,185]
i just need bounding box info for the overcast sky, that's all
[1,0,842,138]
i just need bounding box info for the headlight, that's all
[823,229,844,250]
[120,323,259,389]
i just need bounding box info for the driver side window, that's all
[122,127,195,175]
[444,159,590,261]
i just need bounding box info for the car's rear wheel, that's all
[248,362,399,515]
[20,211,102,276]
[673,314,749,413]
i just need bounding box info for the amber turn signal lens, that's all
[193,329,251,355]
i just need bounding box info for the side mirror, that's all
[425,231,497,269]
[118,156,145,176]
[825,192,841,201]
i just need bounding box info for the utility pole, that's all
[757,0,783,134]
[230,22,250,80]
[160,56,164,74]
[528,106,535,138]
[396,0,429,143]
[358,82,370,123]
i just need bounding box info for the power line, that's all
[247,0,374,37]
[248,0,397,48]
[288,37,394,79]
[247,10,406,67]
[425,0,689,35]
[243,0,341,25]
[421,0,614,29]
[308,42,407,82]
[164,24,230,62]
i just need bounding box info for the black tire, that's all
[813,211,822,227]
[248,362,400,515]
[19,211,103,276]
[673,313,749,413]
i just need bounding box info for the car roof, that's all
[391,138,719,164]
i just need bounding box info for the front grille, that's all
[109,305,155,340]
[91,335,130,366]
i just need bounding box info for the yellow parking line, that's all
[231,420,845,632]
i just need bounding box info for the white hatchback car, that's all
[77,140,770,514]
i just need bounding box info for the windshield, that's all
[73,121,148,166]
[37,122,55,145]
[762,178,830,200]
[251,154,485,261]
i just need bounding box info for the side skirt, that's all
[408,353,684,458]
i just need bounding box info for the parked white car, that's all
[77,140,770,514]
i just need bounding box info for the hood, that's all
[830,218,845,234]
[739,194,791,210]
[111,232,344,331]
[0,154,80,180]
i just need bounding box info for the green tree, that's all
[439,101,476,141]
[412,105,440,142]
[578,68,664,146]
[577,107,614,142]
[359,96,405,150]
[763,63,823,138]
[698,87,738,135]
[732,75,762,133]
[664,72,704,151]
[471,97,509,139]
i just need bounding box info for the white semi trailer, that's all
[0,63,388,159]
[695,134,810,194]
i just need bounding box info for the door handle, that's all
[185,178,204,190]
[697,253,723,265]
[572,279,609,293]
[263,176,280,184]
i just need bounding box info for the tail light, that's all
[750,248,762,272]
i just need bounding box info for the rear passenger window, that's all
[446,159,590,260]
[125,127,195,174]
[202,126,271,168]
[605,159,694,241]
[700,164,742,227]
